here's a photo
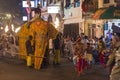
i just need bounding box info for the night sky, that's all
[0,0,22,17]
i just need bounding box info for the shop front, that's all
[85,19,120,39]
[104,20,120,38]
[84,19,104,39]
[63,16,84,36]
[63,1,84,36]
[63,23,79,36]
[92,6,120,39]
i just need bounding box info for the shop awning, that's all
[92,8,107,19]
[93,6,120,19]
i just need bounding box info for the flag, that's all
[82,0,87,13]
[26,7,30,14]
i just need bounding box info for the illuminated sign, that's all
[22,1,35,7]
[48,6,60,13]
[22,16,28,21]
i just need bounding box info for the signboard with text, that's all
[48,6,60,13]
[22,1,35,7]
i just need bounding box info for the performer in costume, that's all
[25,35,34,67]
[53,33,61,65]
[110,34,120,80]
[18,7,58,70]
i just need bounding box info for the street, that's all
[0,0,119,80]
[0,56,109,80]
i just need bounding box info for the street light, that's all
[54,17,60,29]
[15,27,21,33]
[6,14,11,19]
[1,27,3,30]
[11,24,14,32]
[5,25,9,33]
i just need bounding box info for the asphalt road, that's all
[0,56,109,80]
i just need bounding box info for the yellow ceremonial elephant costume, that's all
[18,18,58,70]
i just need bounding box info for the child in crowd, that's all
[73,55,78,71]
[82,51,88,70]
[77,52,84,76]
[86,43,93,68]
[73,43,80,72]
[99,49,106,68]
[104,49,110,64]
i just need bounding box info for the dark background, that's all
[0,0,22,17]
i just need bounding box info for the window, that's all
[43,0,47,7]
[74,0,80,7]
[50,0,53,4]
[65,0,71,9]
[56,0,60,3]
[103,0,109,4]
[118,23,120,26]
[54,0,56,4]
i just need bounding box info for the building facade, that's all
[40,0,84,35]
[20,0,83,35]
[63,0,83,36]
[40,0,63,32]
[84,0,120,39]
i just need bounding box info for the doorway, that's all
[63,23,79,36]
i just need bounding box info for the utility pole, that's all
[61,0,64,18]
[40,0,42,7]
[61,0,64,33]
